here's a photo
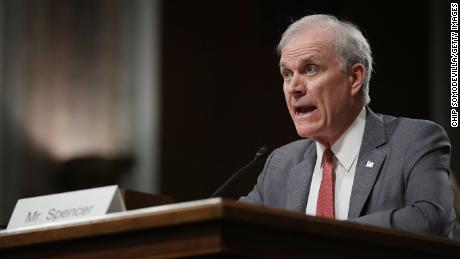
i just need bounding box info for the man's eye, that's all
[305,65,318,74]
[281,70,293,80]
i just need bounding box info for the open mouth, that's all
[294,105,317,116]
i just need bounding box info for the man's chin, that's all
[295,127,318,139]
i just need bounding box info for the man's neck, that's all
[315,103,365,147]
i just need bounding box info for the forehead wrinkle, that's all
[280,43,331,60]
[280,54,324,68]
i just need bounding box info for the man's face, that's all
[280,27,359,145]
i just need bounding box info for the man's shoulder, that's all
[269,139,315,164]
[376,111,447,144]
[277,138,314,153]
[376,112,447,136]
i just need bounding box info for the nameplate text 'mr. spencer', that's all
[7,185,126,230]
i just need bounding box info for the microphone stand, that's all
[210,146,269,198]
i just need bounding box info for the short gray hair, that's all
[278,14,373,104]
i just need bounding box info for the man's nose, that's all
[287,74,306,97]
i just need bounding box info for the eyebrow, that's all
[279,54,324,68]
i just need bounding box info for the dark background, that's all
[0,0,457,227]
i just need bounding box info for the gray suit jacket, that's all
[240,108,454,236]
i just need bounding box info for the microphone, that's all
[210,146,270,198]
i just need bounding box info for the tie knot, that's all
[323,148,333,163]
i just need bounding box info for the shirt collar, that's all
[316,107,366,171]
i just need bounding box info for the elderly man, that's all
[240,14,454,236]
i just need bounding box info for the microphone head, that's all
[254,145,270,161]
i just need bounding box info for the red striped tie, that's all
[316,148,335,219]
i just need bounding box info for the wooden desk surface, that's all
[1,198,460,258]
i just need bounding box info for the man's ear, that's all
[349,63,365,97]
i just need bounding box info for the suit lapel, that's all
[348,108,388,219]
[286,142,317,212]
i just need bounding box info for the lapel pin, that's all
[366,161,374,168]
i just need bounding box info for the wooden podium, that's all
[1,198,460,258]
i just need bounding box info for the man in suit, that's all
[239,14,454,236]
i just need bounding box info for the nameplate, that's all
[7,185,126,230]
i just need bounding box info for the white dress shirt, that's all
[306,107,366,220]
